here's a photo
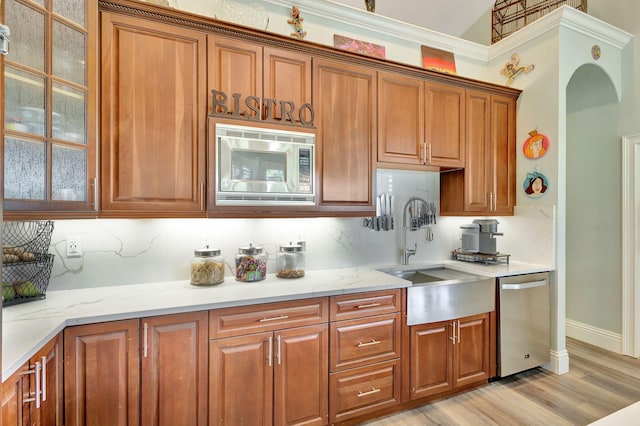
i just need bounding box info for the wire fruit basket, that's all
[2,220,55,306]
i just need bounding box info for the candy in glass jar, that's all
[235,244,267,282]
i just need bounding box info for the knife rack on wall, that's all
[362,194,437,234]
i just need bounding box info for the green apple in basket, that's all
[2,282,15,301]
[14,280,40,297]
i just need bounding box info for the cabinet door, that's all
[489,94,516,214]
[30,333,63,426]
[64,320,140,426]
[101,12,207,215]
[2,0,97,217]
[377,72,424,166]
[314,59,376,211]
[141,312,208,426]
[454,313,491,388]
[425,83,465,168]
[274,324,328,426]
[409,321,453,399]
[209,332,274,426]
[464,90,491,213]
[208,36,263,118]
[1,363,29,426]
[263,47,312,123]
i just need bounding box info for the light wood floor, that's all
[360,338,640,425]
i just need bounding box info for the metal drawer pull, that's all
[356,303,381,309]
[357,339,381,347]
[357,387,381,397]
[259,315,289,322]
[41,356,47,402]
[267,336,273,366]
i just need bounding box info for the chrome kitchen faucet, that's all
[401,197,431,265]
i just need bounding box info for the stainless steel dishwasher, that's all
[497,272,550,377]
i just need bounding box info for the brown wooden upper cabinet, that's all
[207,36,312,124]
[440,90,516,215]
[313,59,377,215]
[377,71,465,170]
[100,12,207,217]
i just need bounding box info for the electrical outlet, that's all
[66,236,82,258]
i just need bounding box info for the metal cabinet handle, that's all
[421,143,428,164]
[457,320,461,344]
[357,387,381,397]
[41,356,47,402]
[356,303,381,309]
[450,321,456,344]
[22,362,42,408]
[143,322,149,358]
[200,182,205,211]
[276,334,282,365]
[427,143,432,164]
[357,339,381,348]
[259,315,289,322]
[267,335,273,366]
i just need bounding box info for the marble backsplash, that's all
[44,170,555,290]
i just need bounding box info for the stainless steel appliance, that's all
[473,219,503,255]
[213,121,315,206]
[497,272,550,377]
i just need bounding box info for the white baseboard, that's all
[566,318,622,353]
[545,348,570,374]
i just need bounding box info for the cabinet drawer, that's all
[209,298,328,338]
[329,359,401,423]
[330,313,401,372]
[330,289,401,321]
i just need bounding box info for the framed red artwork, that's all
[421,46,456,74]
[333,34,386,59]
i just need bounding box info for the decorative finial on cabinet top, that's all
[365,0,375,12]
[288,6,307,39]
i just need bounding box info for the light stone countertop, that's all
[2,260,552,381]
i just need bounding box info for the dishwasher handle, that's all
[501,280,547,291]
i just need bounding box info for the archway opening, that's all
[565,63,622,350]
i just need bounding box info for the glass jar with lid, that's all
[235,244,267,282]
[190,248,225,286]
[276,242,305,278]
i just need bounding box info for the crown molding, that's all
[489,5,632,61]
[263,0,490,61]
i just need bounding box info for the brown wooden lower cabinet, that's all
[64,312,208,426]
[209,324,329,426]
[1,333,63,426]
[329,359,401,423]
[409,312,491,400]
[2,359,30,426]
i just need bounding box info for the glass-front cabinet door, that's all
[2,0,96,218]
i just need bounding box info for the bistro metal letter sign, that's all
[210,89,315,128]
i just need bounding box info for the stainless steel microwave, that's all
[214,123,315,206]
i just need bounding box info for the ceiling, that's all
[334,0,496,37]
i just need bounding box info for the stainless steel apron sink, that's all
[378,266,495,325]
